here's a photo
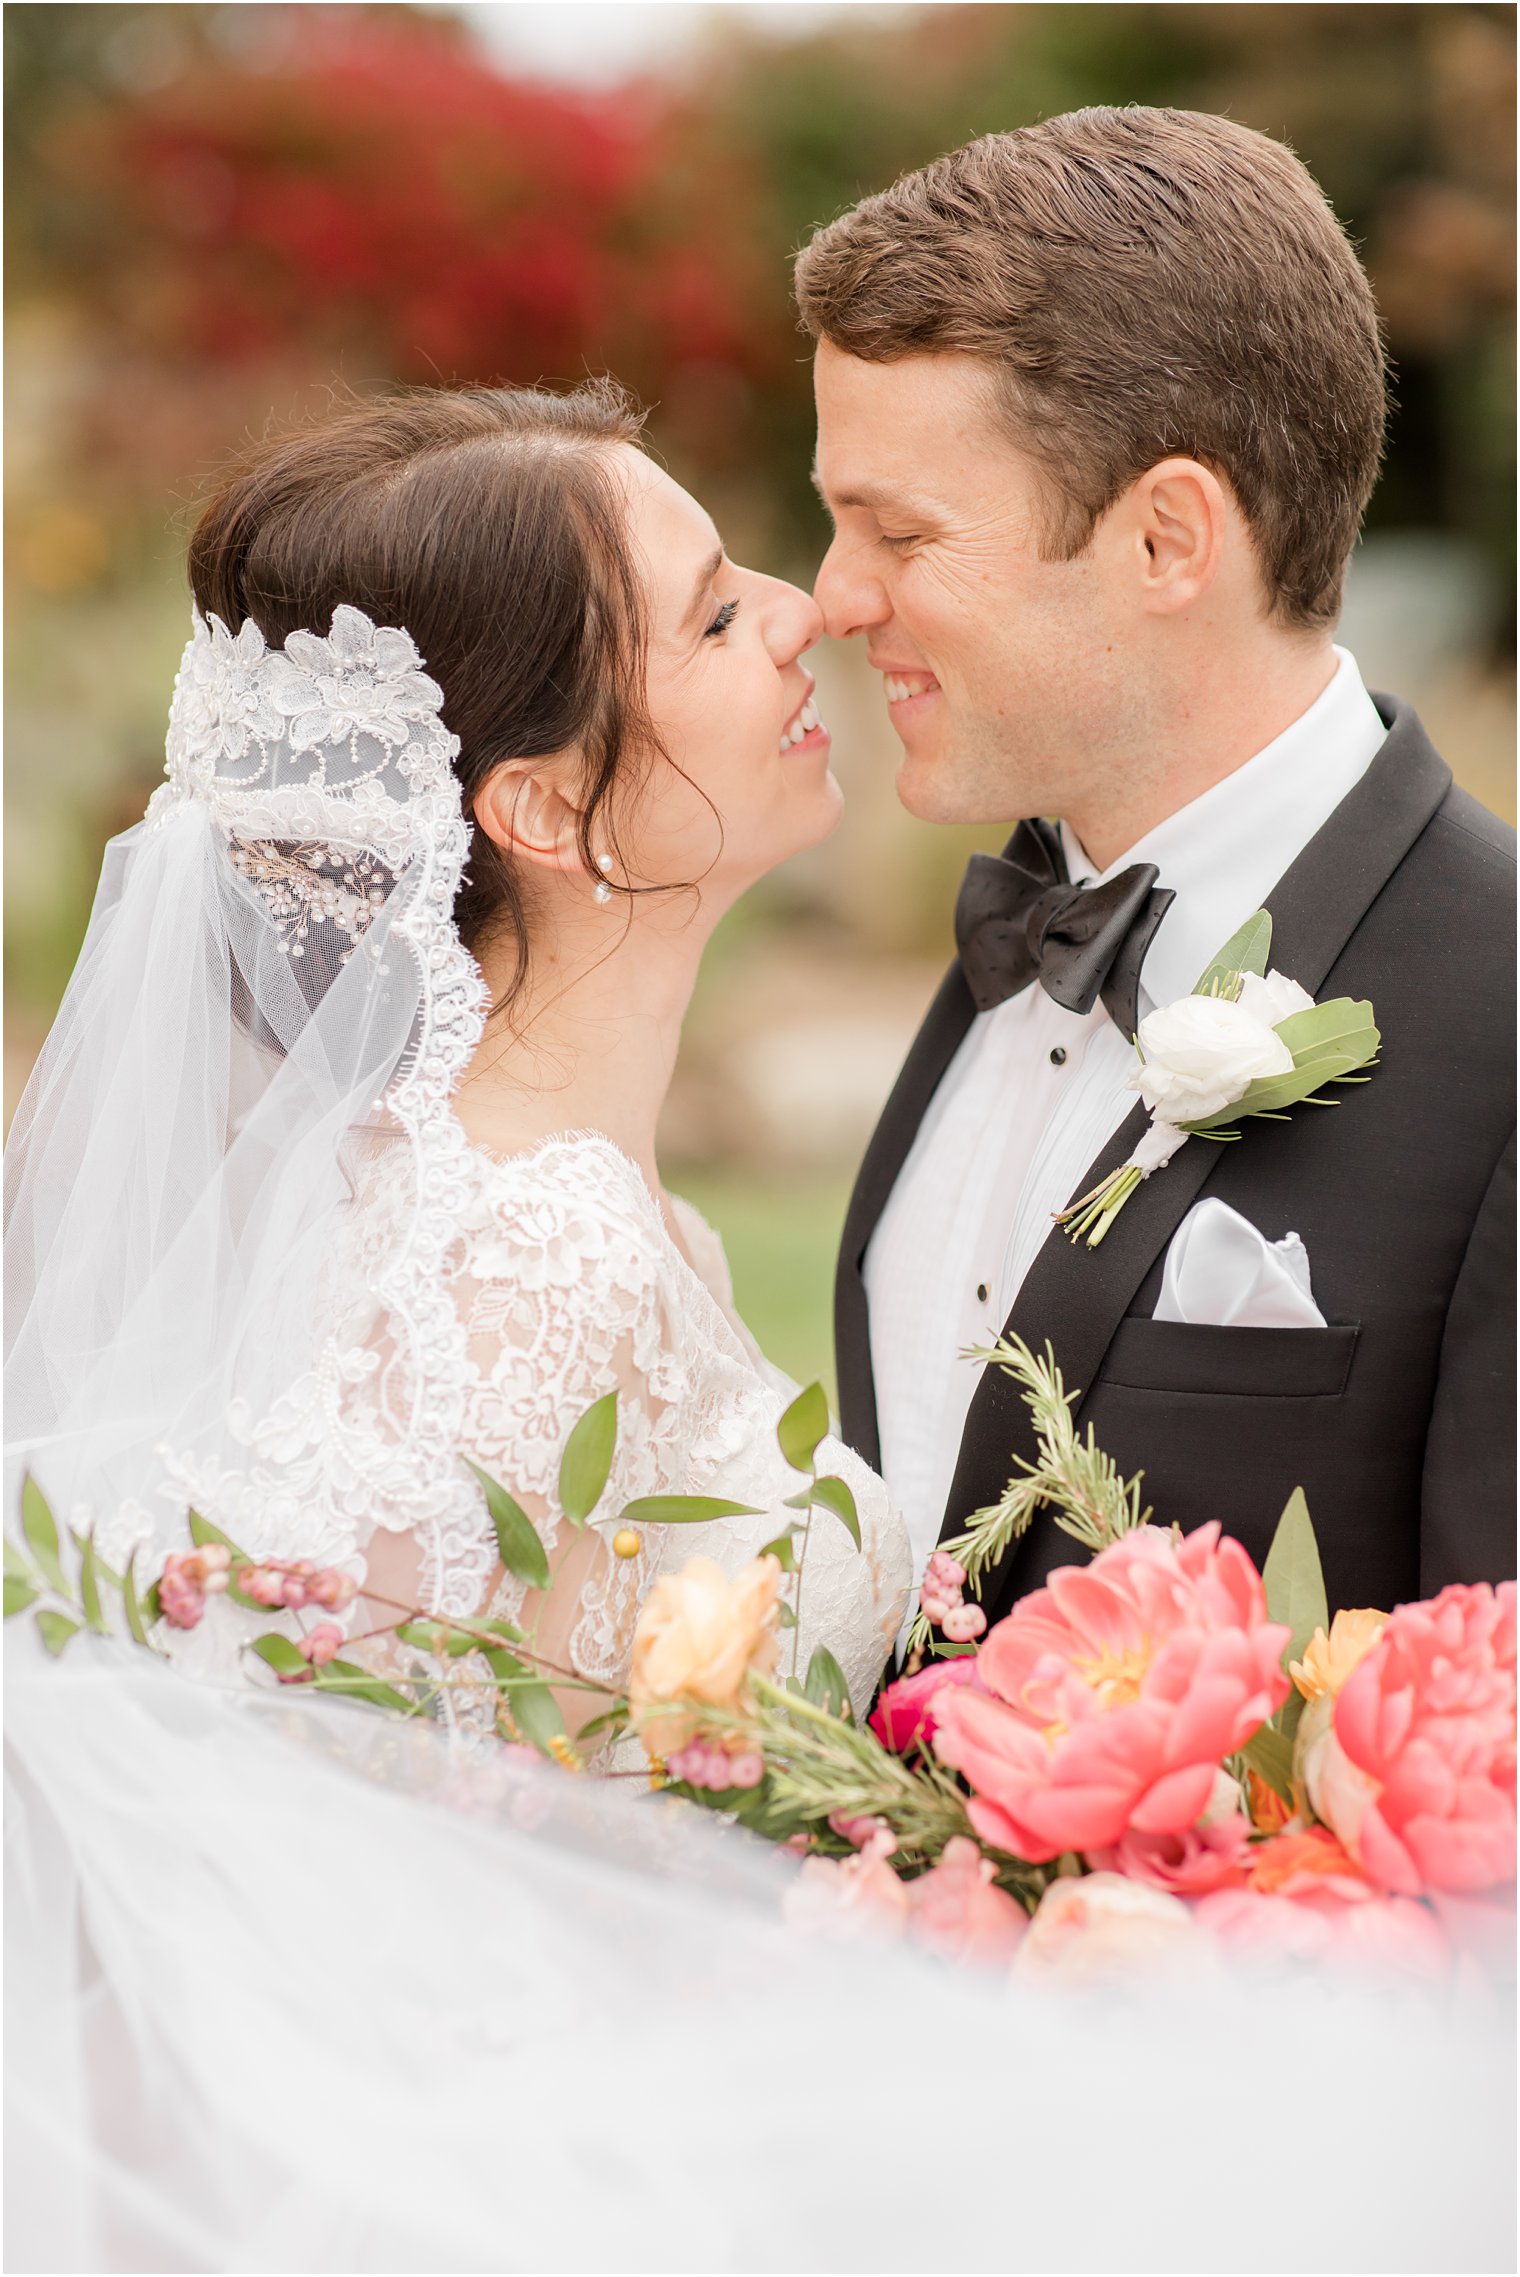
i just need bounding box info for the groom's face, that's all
[812,344,1125,826]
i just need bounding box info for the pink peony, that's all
[933,1524,1290,1863]
[783,1828,910,1942]
[869,1653,987,1755]
[1089,1766,1253,1894]
[904,1838,1028,1966]
[1198,1884,1448,1979]
[1318,1581,1516,1897]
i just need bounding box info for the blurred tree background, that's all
[6,1,1514,1387]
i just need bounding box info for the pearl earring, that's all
[592,852,614,906]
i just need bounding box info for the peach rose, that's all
[933,1523,1289,1863]
[1289,1607,1387,1702]
[1014,1872,1201,1987]
[628,1554,781,1759]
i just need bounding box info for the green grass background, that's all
[672,1168,852,1407]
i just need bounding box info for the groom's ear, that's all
[1129,457,1227,615]
[472,756,588,878]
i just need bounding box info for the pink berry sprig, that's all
[665,1742,765,1792]
[918,1551,986,1644]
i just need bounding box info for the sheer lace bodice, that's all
[339,1128,910,1737]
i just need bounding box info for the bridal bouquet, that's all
[10,1344,1512,1986]
[622,1343,1515,1983]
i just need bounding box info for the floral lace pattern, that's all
[338,1130,910,1733]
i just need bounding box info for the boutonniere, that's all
[1055,911,1379,1249]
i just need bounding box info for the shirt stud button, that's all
[1049,1045,1068,1066]
[976,1282,990,1304]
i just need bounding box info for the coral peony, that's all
[783,1827,909,1941]
[1197,1881,1448,1980]
[933,1524,1290,1863]
[904,1838,1028,1965]
[628,1555,781,1759]
[1316,1581,1516,1897]
[1014,1872,1201,1986]
[869,1652,986,1755]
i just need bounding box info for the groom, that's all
[799,108,1515,1635]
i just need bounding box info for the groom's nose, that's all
[813,535,889,643]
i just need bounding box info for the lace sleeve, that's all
[359,1134,909,1746]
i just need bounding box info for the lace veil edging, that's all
[4,603,495,1612]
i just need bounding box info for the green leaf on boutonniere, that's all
[1188,1000,1380,1130]
[1194,910,1272,996]
[22,1475,68,1597]
[558,1393,618,1526]
[776,1382,829,1474]
[464,1458,550,1591]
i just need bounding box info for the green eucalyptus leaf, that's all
[188,1509,241,1557]
[396,1618,449,1654]
[36,1610,82,1658]
[78,1533,110,1636]
[781,1489,814,1511]
[314,1656,418,1716]
[776,1600,798,1629]
[811,1474,861,1550]
[478,1615,525,1645]
[1262,1488,1329,1681]
[1194,911,1272,995]
[759,1533,798,1572]
[508,1678,567,1759]
[22,1476,68,1596]
[121,1552,150,1647]
[803,1644,852,1721]
[617,1494,763,1525]
[4,1539,32,1584]
[558,1393,618,1526]
[1273,998,1379,1060]
[4,1574,40,1618]
[776,1382,829,1475]
[463,1459,550,1591]
[250,1632,308,1678]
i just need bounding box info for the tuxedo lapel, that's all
[835,960,976,1468]
[938,695,1452,1593]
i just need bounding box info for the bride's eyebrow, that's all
[681,545,725,632]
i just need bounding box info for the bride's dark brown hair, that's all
[188,379,659,1015]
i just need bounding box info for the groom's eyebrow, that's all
[810,465,937,517]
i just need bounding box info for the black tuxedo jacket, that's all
[836,697,1516,1622]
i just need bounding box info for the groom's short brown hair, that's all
[794,107,1387,630]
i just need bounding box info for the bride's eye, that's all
[704,598,740,639]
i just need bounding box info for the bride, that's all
[5,377,909,1737]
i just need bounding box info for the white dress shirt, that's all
[864,649,1390,1618]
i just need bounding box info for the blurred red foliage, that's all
[46,11,776,406]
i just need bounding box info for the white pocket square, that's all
[1155,1197,1326,1329]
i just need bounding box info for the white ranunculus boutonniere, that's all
[1055,912,1379,1248]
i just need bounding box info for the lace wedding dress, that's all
[328,1123,909,1736]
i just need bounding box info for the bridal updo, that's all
[187,381,658,1008]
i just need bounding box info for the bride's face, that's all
[617,450,841,902]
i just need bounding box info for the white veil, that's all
[5,603,495,1617]
[4,606,1514,2275]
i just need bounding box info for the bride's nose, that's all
[763,577,825,666]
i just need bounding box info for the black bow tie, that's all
[954,818,1174,1042]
